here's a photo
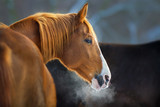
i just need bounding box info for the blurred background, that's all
[0,0,160,44]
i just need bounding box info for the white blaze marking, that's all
[100,53,111,80]
[94,36,111,80]
[91,30,111,90]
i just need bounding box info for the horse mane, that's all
[10,12,93,63]
[31,13,77,62]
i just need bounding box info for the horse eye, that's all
[84,39,92,44]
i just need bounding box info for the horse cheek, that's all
[63,46,81,69]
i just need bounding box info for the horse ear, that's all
[77,3,88,23]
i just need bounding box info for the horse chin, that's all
[91,78,108,91]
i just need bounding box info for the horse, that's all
[9,3,111,91]
[0,24,56,107]
[47,41,160,107]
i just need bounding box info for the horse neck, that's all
[10,18,64,63]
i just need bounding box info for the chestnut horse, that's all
[9,3,111,91]
[0,24,56,107]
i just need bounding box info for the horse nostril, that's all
[104,75,109,85]
[105,75,109,81]
[95,75,104,87]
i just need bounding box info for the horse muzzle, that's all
[91,74,110,91]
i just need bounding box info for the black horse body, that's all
[99,41,160,107]
[46,59,87,107]
[47,41,160,107]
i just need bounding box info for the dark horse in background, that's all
[47,40,160,107]
[47,59,87,107]
[100,41,160,107]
